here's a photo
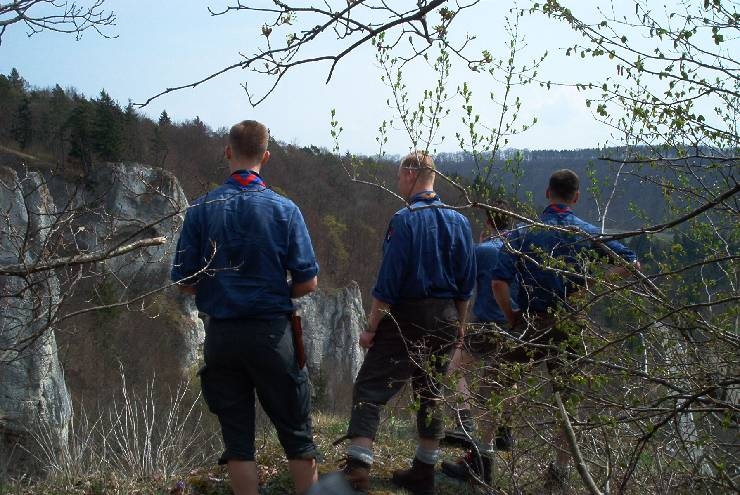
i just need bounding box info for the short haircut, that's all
[400,150,435,180]
[229,120,269,162]
[548,169,580,202]
[488,199,513,231]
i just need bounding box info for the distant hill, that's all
[435,148,670,230]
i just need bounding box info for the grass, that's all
[6,375,704,495]
[2,402,538,495]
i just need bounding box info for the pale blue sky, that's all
[1,1,627,155]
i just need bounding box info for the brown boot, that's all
[340,456,371,492]
[391,458,435,495]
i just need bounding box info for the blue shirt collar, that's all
[408,190,439,204]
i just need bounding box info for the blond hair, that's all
[400,150,435,180]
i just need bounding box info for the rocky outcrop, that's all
[297,282,366,413]
[47,163,204,407]
[0,167,71,475]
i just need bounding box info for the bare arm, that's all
[454,299,469,339]
[291,276,318,298]
[492,279,519,327]
[359,297,390,349]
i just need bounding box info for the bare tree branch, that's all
[0,236,166,276]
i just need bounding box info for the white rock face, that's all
[0,167,71,474]
[296,282,366,413]
[47,162,204,404]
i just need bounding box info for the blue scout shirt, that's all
[171,170,319,320]
[472,235,518,324]
[372,192,476,305]
[491,204,637,314]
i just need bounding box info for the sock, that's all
[346,444,374,465]
[415,445,441,465]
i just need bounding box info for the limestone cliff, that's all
[297,282,365,413]
[0,167,71,474]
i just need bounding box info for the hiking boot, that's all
[441,427,477,449]
[495,425,514,452]
[440,450,493,486]
[542,462,571,495]
[443,425,514,452]
[391,457,435,495]
[339,456,371,492]
[442,409,477,448]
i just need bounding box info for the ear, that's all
[224,145,232,160]
[572,190,580,204]
[260,150,271,165]
[545,187,552,200]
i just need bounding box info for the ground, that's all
[0,409,562,495]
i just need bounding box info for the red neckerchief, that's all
[227,170,266,189]
[544,203,572,215]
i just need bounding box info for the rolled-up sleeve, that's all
[286,208,319,283]
[579,220,638,263]
[491,233,519,283]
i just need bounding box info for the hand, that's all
[359,329,376,349]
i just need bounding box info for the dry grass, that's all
[1,386,705,495]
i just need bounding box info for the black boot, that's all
[391,457,435,495]
[441,449,492,486]
[442,409,477,448]
[542,462,571,495]
[495,425,514,451]
[339,456,371,492]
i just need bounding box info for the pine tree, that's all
[122,100,144,162]
[66,95,94,174]
[92,89,123,162]
[8,68,27,93]
[10,96,33,150]
[0,69,27,143]
[48,85,71,161]
[150,110,171,166]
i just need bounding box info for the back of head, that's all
[229,120,269,162]
[401,150,436,181]
[548,169,580,202]
[488,199,513,231]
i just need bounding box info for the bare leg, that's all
[227,460,259,495]
[449,348,477,409]
[418,437,440,451]
[351,436,373,450]
[288,458,318,495]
